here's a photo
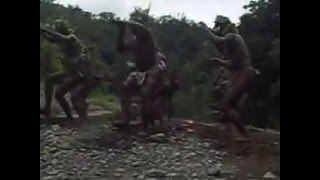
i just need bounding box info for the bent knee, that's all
[55,90,65,100]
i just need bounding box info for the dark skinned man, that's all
[204,15,259,141]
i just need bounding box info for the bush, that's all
[40,39,62,78]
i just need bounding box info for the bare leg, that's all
[140,103,150,136]
[152,96,167,131]
[238,94,248,125]
[71,85,88,120]
[41,72,69,116]
[115,76,139,126]
[71,79,100,120]
[140,72,161,134]
[55,74,82,119]
[224,106,247,136]
[120,86,132,125]
[220,67,256,139]
[71,84,89,121]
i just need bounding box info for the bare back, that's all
[222,33,251,71]
[126,37,156,72]
[117,22,157,72]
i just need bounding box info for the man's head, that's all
[213,15,238,35]
[130,12,147,36]
[53,19,71,35]
[130,7,149,25]
[129,9,151,39]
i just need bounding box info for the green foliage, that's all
[238,0,280,127]
[90,94,120,111]
[40,38,62,78]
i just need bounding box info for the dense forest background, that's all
[40,0,280,129]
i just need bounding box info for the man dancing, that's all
[40,19,104,120]
[204,15,259,141]
[112,19,167,134]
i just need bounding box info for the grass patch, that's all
[90,94,120,111]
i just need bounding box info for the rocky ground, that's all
[41,121,230,180]
[40,84,280,180]
[40,116,280,180]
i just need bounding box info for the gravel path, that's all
[40,120,237,180]
[40,83,279,180]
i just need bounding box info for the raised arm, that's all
[112,20,135,53]
[204,27,226,45]
[40,26,70,44]
[208,57,231,67]
[125,21,152,43]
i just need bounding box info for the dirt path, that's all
[40,116,280,180]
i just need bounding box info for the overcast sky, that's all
[56,0,250,26]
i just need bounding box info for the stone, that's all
[137,174,145,179]
[148,133,169,143]
[95,171,103,176]
[115,168,126,173]
[99,160,107,164]
[48,170,59,175]
[132,161,141,167]
[59,143,71,150]
[40,162,49,169]
[167,172,179,177]
[146,168,167,178]
[52,152,62,158]
[191,172,198,177]
[49,147,58,153]
[207,166,222,176]
[203,142,210,148]
[41,176,55,180]
[81,167,89,171]
[184,152,196,159]
[57,173,68,180]
[192,163,202,168]
[112,173,121,177]
[263,172,276,179]
[51,125,61,131]
[51,159,58,165]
